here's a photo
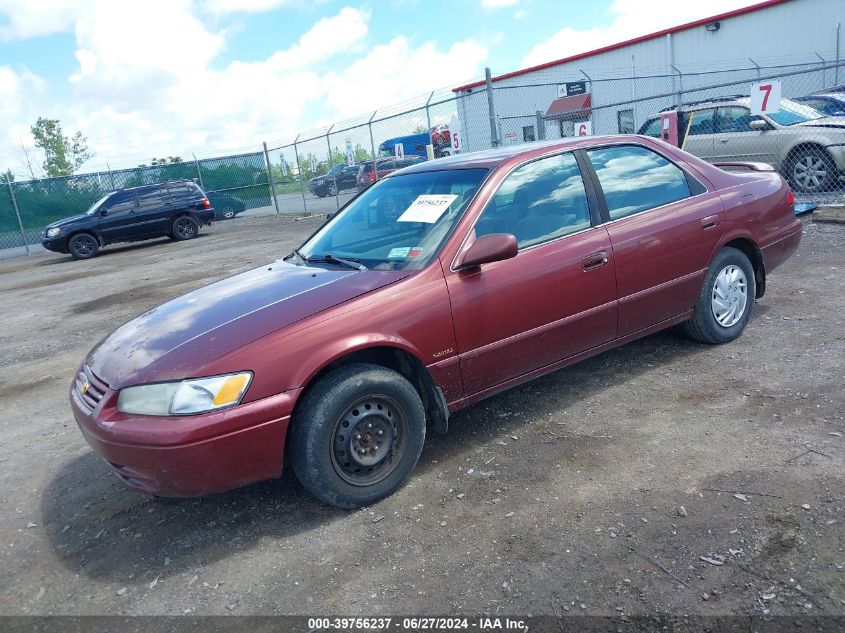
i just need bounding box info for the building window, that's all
[522,125,536,142]
[617,109,635,134]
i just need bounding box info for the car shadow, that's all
[37,235,210,265]
[40,327,711,583]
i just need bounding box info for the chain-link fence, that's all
[3,57,844,256]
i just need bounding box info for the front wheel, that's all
[788,148,836,192]
[287,363,426,509]
[683,247,755,344]
[68,233,99,260]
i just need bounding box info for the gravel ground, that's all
[0,214,842,621]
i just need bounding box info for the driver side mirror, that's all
[749,119,769,131]
[99,208,109,216]
[456,233,518,270]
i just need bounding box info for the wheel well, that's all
[302,346,449,434]
[67,229,103,247]
[785,142,831,166]
[724,238,765,298]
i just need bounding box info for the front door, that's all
[98,190,139,242]
[714,106,780,167]
[443,151,618,396]
[584,143,726,336]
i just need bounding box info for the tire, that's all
[68,233,99,260]
[170,215,199,241]
[221,210,236,220]
[683,247,756,345]
[328,181,338,196]
[788,147,837,193]
[288,363,426,509]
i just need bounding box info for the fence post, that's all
[6,179,31,255]
[368,111,380,182]
[324,124,340,211]
[191,153,205,190]
[815,53,827,88]
[485,67,499,148]
[106,163,116,190]
[263,141,280,215]
[836,22,841,84]
[748,58,761,78]
[425,90,434,158]
[535,110,546,141]
[292,134,307,214]
[670,64,683,108]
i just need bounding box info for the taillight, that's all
[202,197,211,209]
[785,190,794,206]
[369,170,375,182]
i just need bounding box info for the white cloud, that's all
[521,0,761,69]
[481,0,519,8]
[203,0,289,15]
[0,2,488,175]
[0,0,93,41]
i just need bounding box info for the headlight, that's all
[117,372,252,416]
[46,227,61,238]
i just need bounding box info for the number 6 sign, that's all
[750,79,781,116]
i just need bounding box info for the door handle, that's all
[582,251,608,271]
[700,214,720,230]
[718,138,729,144]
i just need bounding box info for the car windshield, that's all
[84,194,111,215]
[766,99,826,126]
[296,168,488,270]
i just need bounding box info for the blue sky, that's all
[0,0,758,176]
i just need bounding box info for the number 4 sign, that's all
[750,79,781,116]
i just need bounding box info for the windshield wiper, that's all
[307,253,368,271]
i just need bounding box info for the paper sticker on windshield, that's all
[397,194,459,223]
[388,246,424,259]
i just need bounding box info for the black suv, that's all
[308,164,359,197]
[41,180,215,259]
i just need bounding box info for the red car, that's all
[356,156,424,190]
[71,136,802,508]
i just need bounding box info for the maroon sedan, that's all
[71,136,802,508]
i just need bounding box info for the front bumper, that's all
[41,236,68,253]
[70,366,299,497]
[825,144,845,171]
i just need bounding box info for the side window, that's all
[586,145,691,221]
[475,152,592,249]
[103,190,136,215]
[687,109,716,135]
[522,125,536,142]
[717,107,759,133]
[638,118,660,138]
[137,187,164,212]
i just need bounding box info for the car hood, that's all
[87,262,412,389]
[791,116,845,130]
[47,214,88,229]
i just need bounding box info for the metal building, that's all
[453,0,845,151]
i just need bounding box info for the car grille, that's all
[76,366,108,411]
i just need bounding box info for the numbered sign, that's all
[345,138,355,166]
[449,114,463,151]
[576,121,592,136]
[309,157,317,173]
[279,157,288,177]
[750,79,781,115]
[394,143,404,159]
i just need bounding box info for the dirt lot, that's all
[0,214,842,622]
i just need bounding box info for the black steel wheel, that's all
[68,233,99,260]
[288,363,426,508]
[171,216,199,240]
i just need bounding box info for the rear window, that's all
[638,118,661,138]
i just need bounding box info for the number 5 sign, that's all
[750,79,781,116]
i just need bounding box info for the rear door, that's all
[680,108,717,161]
[443,151,618,395]
[98,190,139,242]
[714,106,780,167]
[135,185,172,236]
[584,143,725,336]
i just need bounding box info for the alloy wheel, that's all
[793,155,827,191]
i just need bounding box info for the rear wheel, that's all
[68,233,99,260]
[171,215,199,240]
[788,148,836,192]
[684,247,755,344]
[288,363,426,509]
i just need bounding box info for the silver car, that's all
[639,96,845,192]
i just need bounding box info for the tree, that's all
[0,169,14,185]
[151,156,183,165]
[30,117,93,177]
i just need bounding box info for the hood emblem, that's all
[80,379,90,396]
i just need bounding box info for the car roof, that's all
[398,137,596,173]
[801,93,845,100]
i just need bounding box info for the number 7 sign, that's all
[750,79,781,115]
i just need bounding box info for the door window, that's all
[686,109,717,135]
[103,190,136,215]
[716,107,761,133]
[475,152,592,249]
[136,187,164,212]
[586,145,690,220]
